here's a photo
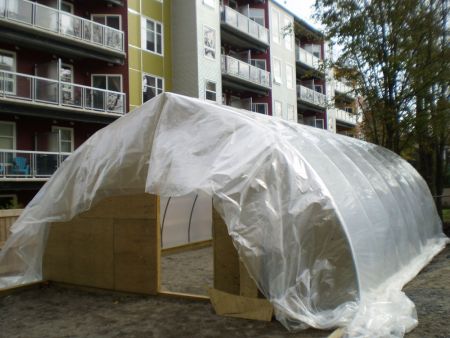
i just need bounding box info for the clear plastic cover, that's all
[0,93,447,337]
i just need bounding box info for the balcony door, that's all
[51,126,74,153]
[91,74,122,112]
[0,49,16,95]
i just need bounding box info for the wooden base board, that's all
[0,281,45,297]
[161,240,212,256]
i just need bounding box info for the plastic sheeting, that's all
[0,93,447,337]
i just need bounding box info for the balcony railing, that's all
[335,108,357,125]
[0,0,124,53]
[222,55,271,89]
[295,47,322,71]
[335,80,355,99]
[297,85,326,108]
[221,6,269,45]
[0,149,71,179]
[0,70,126,115]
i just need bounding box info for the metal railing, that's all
[222,55,271,88]
[297,84,326,108]
[335,80,355,99]
[335,108,357,125]
[0,70,126,115]
[0,149,71,179]
[295,47,322,71]
[0,0,124,52]
[221,6,269,45]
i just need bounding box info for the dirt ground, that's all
[0,245,449,338]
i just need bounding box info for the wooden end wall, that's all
[43,193,160,294]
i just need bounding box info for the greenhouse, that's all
[0,93,447,337]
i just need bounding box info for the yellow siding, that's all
[128,46,141,70]
[141,1,163,22]
[127,0,171,110]
[128,12,141,47]
[129,69,142,108]
[128,0,140,12]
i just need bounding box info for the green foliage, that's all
[315,0,449,215]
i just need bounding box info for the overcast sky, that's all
[273,0,323,29]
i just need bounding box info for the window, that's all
[142,74,164,103]
[52,126,74,153]
[304,44,322,59]
[204,25,216,59]
[252,103,268,115]
[92,14,122,49]
[345,107,354,114]
[92,74,123,112]
[315,84,323,93]
[274,100,282,117]
[92,15,121,30]
[203,0,215,8]
[61,1,74,13]
[250,59,266,70]
[141,18,163,55]
[61,63,74,104]
[0,122,15,150]
[287,104,295,121]
[286,64,294,89]
[0,50,16,94]
[0,195,18,209]
[205,81,216,101]
[273,58,282,85]
[271,9,280,43]
[249,8,265,26]
[283,16,292,50]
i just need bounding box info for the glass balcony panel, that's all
[35,4,59,32]
[106,92,123,113]
[61,83,82,109]
[1,0,124,52]
[238,62,250,79]
[258,26,268,44]
[60,13,82,39]
[222,6,269,45]
[6,74,31,100]
[249,20,258,38]
[35,78,58,103]
[249,67,260,83]
[5,0,32,24]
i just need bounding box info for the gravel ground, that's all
[0,245,449,338]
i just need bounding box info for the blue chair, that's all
[12,156,30,176]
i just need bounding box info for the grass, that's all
[443,209,450,223]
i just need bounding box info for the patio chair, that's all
[12,156,30,176]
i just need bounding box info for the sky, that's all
[272,0,323,29]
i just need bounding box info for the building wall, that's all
[195,0,222,103]
[128,0,172,111]
[171,0,200,98]
[269,1,297,122]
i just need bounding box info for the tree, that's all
[315,0,449,218]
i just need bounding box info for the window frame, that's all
[271,8,280,44]
[287,104,295,121]
[0,49,17,95]
[142,73,164,103]
[203,25,216,60]
[205,80,217,102]
[285,64,294,90]
[141,16,164,56]
[274,100,282,117]
[91,74,123,92]
[91,14,122,30]
[0,121,16,150]
[283,15,292,50]
[273,57,282,85]
[252,103,268,115]
[52,126,74,153]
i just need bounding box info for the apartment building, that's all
[127,0,172,110]
[0,0,128,207]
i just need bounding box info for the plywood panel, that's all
[213,209,240,295]
[43,218,115,289]
[114,218,159,294]
[81,194,157,219]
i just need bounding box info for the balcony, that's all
[335,108,357,126]
[0,70,126,117]
[0,0,125,63]
[295,47,323,72]
[0,149,70,181]
[335,80,355,99]
[220,6,269,49]
[297,85,326,108]
[222,55,271,92]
